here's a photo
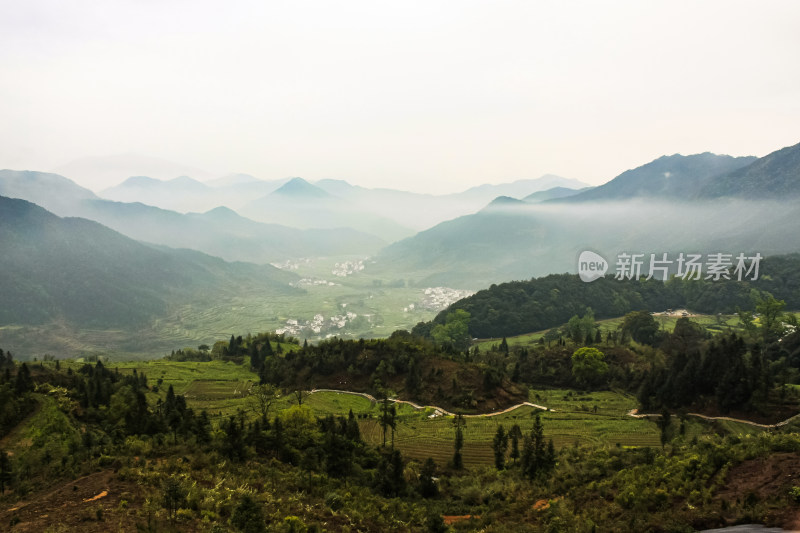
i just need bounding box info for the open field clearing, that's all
[40,360,774,467]
[474,313,747,351]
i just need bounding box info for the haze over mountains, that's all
[0,195,299,329]
[2,140,800,355]
[53,153,217,190]
[99,171,588,234]
[375,141,800,288]
[556,153,758,202]
[0,171,385,263]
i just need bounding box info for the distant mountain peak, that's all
[271,177,332,198]
[119,175,160,187]
[454,175,590,202]
[486,195,526,207]
[206,173,261,187]
[695,140,800,199]
[523,186,590,203]
[170,175,204,185]
[202,206,241,218]
[556,152,758,203]
[315,178,351,187]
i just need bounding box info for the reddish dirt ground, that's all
[714,452,800,531]
[0,470,150,532]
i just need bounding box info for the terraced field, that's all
[51,359,759,466]
[353,390,664,465]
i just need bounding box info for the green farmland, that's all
[46,357,770,467]
[99,358,672,466]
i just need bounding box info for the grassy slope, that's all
[474,312,755,351]
[47,356,762,468]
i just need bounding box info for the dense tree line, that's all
[255,330,528,411]
[640,324,800,414]
[0,349,37,438]
[2,326,800,530]
[165,332,299,363]
[418,254,800,339]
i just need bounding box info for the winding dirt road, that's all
[309,388,799,427]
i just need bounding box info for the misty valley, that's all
[3,141,800,531]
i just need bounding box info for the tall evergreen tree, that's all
[492,425,509,470]
[452,414,465,470]
[0,449,12,494]
[419,457,438,498]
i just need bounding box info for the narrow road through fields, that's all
[310,388,550,417]
[627,409,800,429]
[308,388,799,427]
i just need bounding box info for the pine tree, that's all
[162,477,187,522]
[0,450,12,494]
[492,425,509,470]
[419,457,438,498]
[510,424,521,464]
[231,494,266,533]
[499,337,509,354]
[345,409,361,442]
[452,414,465,470]
[14,363,33,394]
[390,404,397,449]
[520,414,554,480]
[379,396,391,447]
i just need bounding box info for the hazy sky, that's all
[2,1,799,194]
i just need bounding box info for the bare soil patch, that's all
[0,470,146,533]
[714,452,800,531]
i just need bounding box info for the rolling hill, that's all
[100,174,289,213]
[695,141,800,199]
[556,153,757,202]
[73,200,387,263]
[0,169,99,214]
[0,195,299,330]
[374,141,800,289]
[240,178,415,242]
[0,170,385,262]
[523,186,590,202]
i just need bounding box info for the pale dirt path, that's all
[309,388,552,418]
[309,388,799,427]
[627,409,800,429]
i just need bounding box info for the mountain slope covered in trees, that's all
[416,254,800,339]
[557,152,757,202]
[375,141,800,289]
[0,196,299,329]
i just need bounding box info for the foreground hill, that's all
[0,196,299,329]
[2,313,799,532]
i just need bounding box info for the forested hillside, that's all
[0,196,299,328]
[419,254,800,339]
[2,305,800,531]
